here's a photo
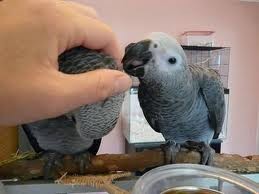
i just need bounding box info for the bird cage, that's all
[183,46,230,89]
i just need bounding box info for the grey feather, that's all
[123,32,225,146]
[190,66,225,138]
[22,47,124,155]
[138,69,215,144]
[23,116,94,154]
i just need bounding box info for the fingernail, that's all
[115,74,132,94]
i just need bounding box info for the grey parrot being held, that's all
[122,32,225,165]
[21,47,124,179]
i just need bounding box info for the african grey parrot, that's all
[21,47,124,179]
[122,32,225,165]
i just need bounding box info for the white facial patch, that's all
[146,35,185,74]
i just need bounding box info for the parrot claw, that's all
[74,152,91,174]
[42,152,63,180]
[181,141,215,165]
[41,151,92,178]
[200,144,215,165]
[161,140,181,164]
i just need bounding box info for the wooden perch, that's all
[0,148,258,180]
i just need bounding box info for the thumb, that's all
[54,69,132,114]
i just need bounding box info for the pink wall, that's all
[256,20,259,154]
[257,105,259,154]
[74,0,259,155]
[97,116,125,154]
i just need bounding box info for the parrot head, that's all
[122,32,188,81]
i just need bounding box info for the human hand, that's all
[0,0,132,126]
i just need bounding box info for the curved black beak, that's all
[122,39,152,77]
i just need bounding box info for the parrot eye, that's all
[154,44,158,48]
[168,57,177,64]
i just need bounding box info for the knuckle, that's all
[85,6,98,18]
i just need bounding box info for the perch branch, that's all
[0,148,258,180]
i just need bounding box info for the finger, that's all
[101,38,123,67]
[73,16,122,64]
[62,1,98,19]
[52,69,131,116]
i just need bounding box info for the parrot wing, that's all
[190,65,226,139]
[21,116,102,155]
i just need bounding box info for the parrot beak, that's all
[122,39,152,77]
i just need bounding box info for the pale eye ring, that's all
[168,57,177,64]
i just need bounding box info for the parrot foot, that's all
[181,141,215,165]
[74,152,91,174]
[42,152,63,180]
[161,140,181,164]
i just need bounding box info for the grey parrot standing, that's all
[21,47,124,179]
[122,32,225,165]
